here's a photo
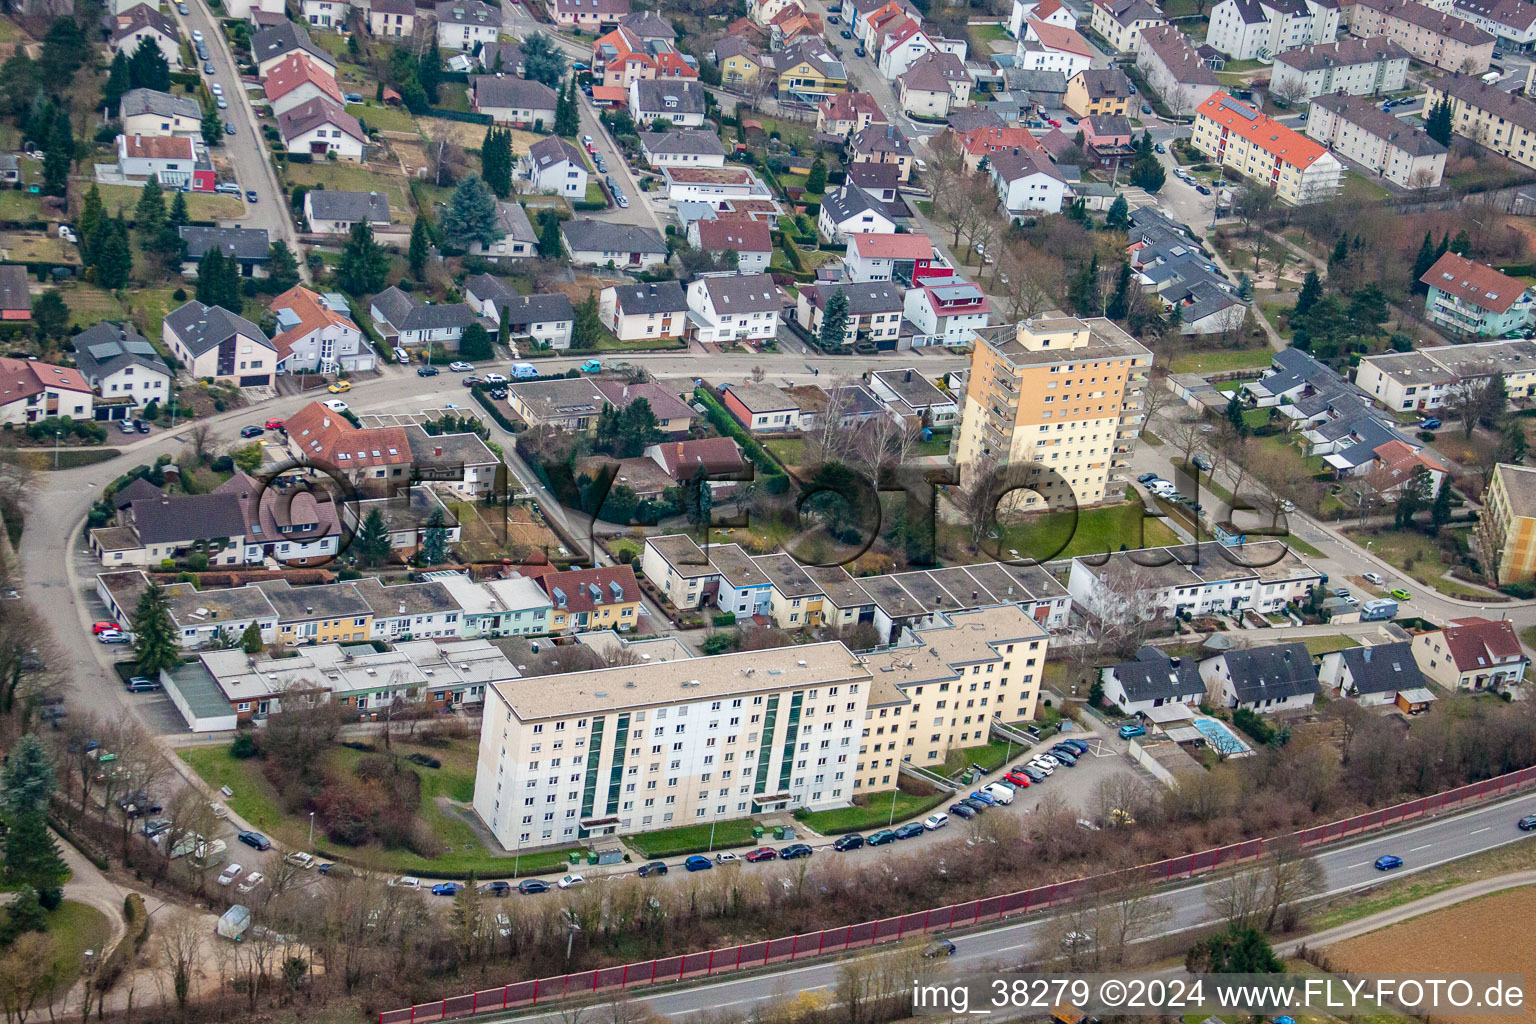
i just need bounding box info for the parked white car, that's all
[285,852,316,869]
[236,871,265,894]
[923,813,949,831]
[982,783,1015,805]
[217,863,243,886]
[557,874,585,889]
[388,875,419,888]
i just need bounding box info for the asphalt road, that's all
[463,790,1536,1023]
[169,0,305,260]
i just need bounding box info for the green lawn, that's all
[0,189,43,221]
[21,902,113,994]
[347,103,417,133]
[794,789,947,834]
[1340,171,1392,203]
[1303,634,1358,655]
[95,185,245,223]
[286,162,413,221]
[584,180,608,205]
[1286,534,1323,558]
[591,334,687,353]
[1168,348,1275,374]
[57,282,183,336]
[181,741,574,878]
[942,738,1016,777]
[626,817,762,858]
[968,22,1012,54]
[763,437,805,467]
[1252,431,1327,478]
[436,83,470,113]
[990,499,1180,561]
[1354,528,1502,601]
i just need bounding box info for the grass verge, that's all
[1167,348,1274,375]
[795,789,948,834]
[626,818,762,858]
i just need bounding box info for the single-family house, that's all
[117,135,215,192]
[629,79,707,126]
[109,5,180,67]
[599,281,688,341]
[435,0,502,51]
[685,274,781,344]
[303,190,391,234]
[595,380,698,435]
[817,185,899,243]
[178,227,271,279]
[903,281,991,347]
[688,218,773,273]
[638,129,727,168]
[367,0,415,36]
[561,220,669,270]
[989,146,1069,218]
[848,124,915,182]
[278,97,366,161]
[553,0,630,31]
[368,287,478,349]
[1065,67,1135,117]
[1318,641,1425,707]
[1101,646,1205,715]
[464,275,575,349]
[506,378,608,430]
[1412,616,1529,693]
[1016,18,1093,76]
[897,50,971,117]
[162,301,276,386]
[795,281,905,350]
[69,322,172,416]
[252,22,337,78]
[868,367,960,425]
[119,88,202,138]
[1199,642,1320,713]
[470,75,559,128]
[270,285,374,374]
[644,436,746,496]
[722,381,802,432]
[817,91,888,137]
[520,136,590,197]
[844,232,939,283]
[263,53,345,117]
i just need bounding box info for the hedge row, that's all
[421,108,493,125]
[693,386,788,493]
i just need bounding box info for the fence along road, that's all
[381,766,1536,1024]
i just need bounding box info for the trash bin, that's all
[781,826,795,840]
[586,851,599,865]
[773,826,786,840]
[751,827,764,839]
[568,852,582,865]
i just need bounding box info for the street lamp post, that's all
[308,812,314,846]
[53,430,61,470]
[707,819,717,853]
[888,786,898,827]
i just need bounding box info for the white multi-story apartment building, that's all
[1192,92,1343,204]
[1269,36,1409,102]
[472,643,873,847]
[1355,338,1536,412]
[1204,0,1338,60]
[1068,541,1325,621]
[1306,93,1446,188]
[1450,0,1536,50]
[1348,0,1494,71]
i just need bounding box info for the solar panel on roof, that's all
[125,340,157,355]
[1219,95,1259,120]
[87,342,122,359]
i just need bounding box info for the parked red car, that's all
[744,846,778,863]
[264,418,285,431]
[92,621,119,634]
[1005,771,1031,788]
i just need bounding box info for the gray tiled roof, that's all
[179,226,271,262]
[163,301,274,357]
[561,219,667,254]
[698,273,779,314]
[435,0,502,26]
[251,21,334,66]
[71,322,170,383]
[1215,642,1319,703]
[1333,641,1423,694]
[471,74,558,111]
[370,287,476,332]
[640,129,726,158]
[305,190,391,224]
[632,79,706,115]
[120,87,200,121]
[1107,646,1204,702]
[609,281,687,314]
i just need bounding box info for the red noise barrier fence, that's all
[380,765,1536,1024]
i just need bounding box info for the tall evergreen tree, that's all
[357,507,392,566]
[39,16,87,90]
[1069,254,1100,316]
[4,812,68,908]
[419,44,443,104]
[682,465,713,533]
[132,580,181,677]
[1,734,56,817]
[408,216,431,279]
[572,290,601,348]
[805,157,827,194]
[419,506,448,565]
[167,189,189,230]
[1411,230,1437,294]
[481,125,512,198]
[1430,477,1452,536]
[1395,466,1432,529]
[554,78,579,137]
[93,219,133,290]
[819,287,849,351]
[337,221,391,294]
[241,621,263,654]
[1294,270,1322,318]
[1328,235,1349,267]
[441,175,501,249]
[202,109,224,146]
[268,240,300,290]
[497,307,510,351]
[1426,98,1453,146]
[104,51,131,114]
[42,115,70,196]
[1225,391,1248,437]
[521,33,567,89]
[459,322,493,361]
[196,248,231,306]
[1451,228,1472,255]
[79,184,104,257]
[1105,194,1130,231]
[128,35,170,92]
[1435,232,1450,261]
[134,178,166,238]
[1106,260,1132,319]
[536,208,563,259]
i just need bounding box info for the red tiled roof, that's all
[1196,92,1331,168]
[1420,251,1529,314]
[695,217,772,252]
[270,286,358,362]
[0,357,91,407]
[121,135,195,160]
[959,125,1043,157]
[1438,616,1526,670]
[849,233,933,260]
[264,53,342,104]
[538,564,642,614]
[284,400,412,470]
[1026,18,1092,56]
[649,436,745,478]
[820,91,886,123]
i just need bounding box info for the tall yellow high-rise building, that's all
[955,313,1152,509]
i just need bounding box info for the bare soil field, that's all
[1322,886,1536,1024]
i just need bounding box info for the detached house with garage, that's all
[109,4,181,66]
[639,129,727,168]
[685,274,782,344]
[270,286,374,374]
[989,146,1069,218]
[599,281,688,341]
[70,323,172,416]
[162,301,277,387]
[263,53,346,117]
[1412,616,1529,693]
[1101,646,1205,716]
[1199,642,1320,713]
[843,232,941,283]
[252,21,337,77]
[903,281,991,347]
[795,281,905,349]
[368,287,478,349]
[629,79,707,126]
[722,381,803,433]
[117,135,215,192]
[303,190,391,235]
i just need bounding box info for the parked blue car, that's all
[893,822,925,839]
[1118,723,1147,739]
[431,882,461,896]
[684,854,713,872]
[969,790,996,806]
